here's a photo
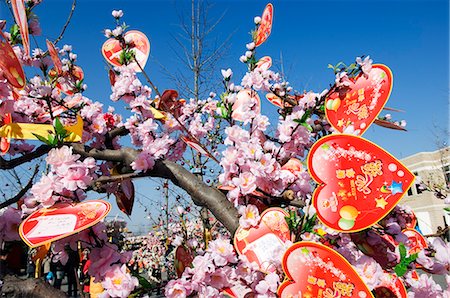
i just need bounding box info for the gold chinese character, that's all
[333,281,355,297]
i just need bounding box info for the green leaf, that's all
[9,24,20,44]
[301,123,313,132]
[47,134,56,146]
[53,117,65,135]
[327,64,334,69]
[399,243,407,258]
[444,207,450,213]
[32,133,51,145]
[394,264,407,277]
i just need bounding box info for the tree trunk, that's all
[1,275,66,298]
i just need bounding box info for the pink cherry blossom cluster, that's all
[165,237,280,298]
[23,146,96,209]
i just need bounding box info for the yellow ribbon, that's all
[0,115,83,142]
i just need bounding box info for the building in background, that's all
[400,146,450,235]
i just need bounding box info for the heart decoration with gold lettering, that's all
[325,64,393,135]
[19,200,111,248]
[101,30,150,72]
[234,207,291,273]
[308,134,414,232]
[278,241,374,298]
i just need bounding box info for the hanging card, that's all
[278,241,374,298]
[19,200,111,248]
[325,64,393,135]
[308,134,414,232]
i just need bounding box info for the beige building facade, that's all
[400,147,450,235]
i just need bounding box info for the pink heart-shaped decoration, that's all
[325,64,393,135]
[19,200,111,248]
[232,89,261,122]
[101,30,150,72]
[234,207,291,272]
[278,241,374,298]
[308,134,414,232]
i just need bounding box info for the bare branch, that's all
[0,164,39,209]
[53,0,76,45]
[0,145,51,170]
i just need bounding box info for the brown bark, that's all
[71,144,240,234]
[1,275,66,298]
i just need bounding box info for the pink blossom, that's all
[207,238,237,266]
[356,56,373,76]
[165,279,193,297]
[31,173,62,207]
[46,146,80,168]
[0,207,21,242]
[131,151,155,172]
[238,204,260,229]
[232,172,257,195]
[101,264,138,298]
[59,164,93,191]
[255,272,279,295]
[89,245,122,281]
[353,255,384,290]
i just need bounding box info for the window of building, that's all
[444,165,450,184]
[407,188,413,196]
[414,172,423,194]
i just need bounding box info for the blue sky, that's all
[1,0,448,232]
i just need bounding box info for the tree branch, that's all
[0,164,39,209]
[74,144,239,234]
[0,145,51,170]
[53,0,76,45]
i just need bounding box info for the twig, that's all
[424,226,449,238]
[53,0,76,45]
[0,145,51,170]
[0,164,39,209]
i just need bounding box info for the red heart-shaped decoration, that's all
[278,241,374,298]
[256,56,272,70]
[50,65,85,96]
[325,64,393,135]
[174,245,194,278]
[46,39,63,74]
[308,134,414,232]
[11,0,29,56]
[114,179,135,216]
[255,3,273,47]
[19,200,111,248]
[234,207,291,273]
[0,31,26,89]
[0,113,12,155]
[101,30,150,72]
[402,228,428,255]
[373,273,407,298]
